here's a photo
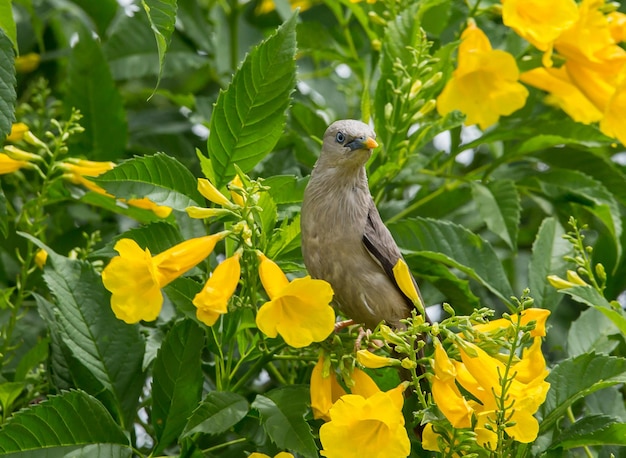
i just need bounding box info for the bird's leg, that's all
[333,319,356,333]
[354,327,371,350]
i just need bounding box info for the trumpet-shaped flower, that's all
[256,253,335,348]
[6,123,29,142]
[356,349,397,369]
[501,0,579,52]
[248,453,294,458]
[193,253,241,326]
[310,353,348,421]
[102,233,227,323]
[471,308,551,337]
[392,258,424,312]
[319,384,410,458]
[437,21,528,129]
[60,159,172,218]
[0,153,30,175]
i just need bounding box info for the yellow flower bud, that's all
[3,145,41,162]
[6,123,29,142]
[566,270,587,286]
[15,53,40,73]
[197,178,237,209]
[400,358,417,370]
[356,349,397,369]
[547,274,576,289]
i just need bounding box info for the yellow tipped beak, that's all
[364,137,379,149]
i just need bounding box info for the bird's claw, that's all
[334,319,356,333]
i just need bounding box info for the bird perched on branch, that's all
[301,119,428,331]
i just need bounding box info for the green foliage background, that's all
[1,0,626,456]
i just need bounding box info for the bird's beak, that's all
[346,136,379,151]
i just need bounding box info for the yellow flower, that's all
[192,253,241,326]
[607,11,626,43]
[256,0,315,15]
[437,20,528,129]
[310,353,347,421]
[472,308,551,337]
[249,453,294,458]
[255,253,335,348]
[102,233,227,323]
[0,153,30,175]
[319,384,410,458]
[229,174,246,207]
[392,258,424,312]
[501,0,579,52]
[15,53,40,73]
[35,249,48,269]
[6,123,29,142]
[197,178,237,209]
[520,66,603,124]
[60,159,172,217]
[356,349,397,369]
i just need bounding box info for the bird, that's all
[301,119,428,331]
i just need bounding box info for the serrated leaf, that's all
[551,415,626,450]
[528,217,570,311]
[152,319,204,454]
[251,385,317,458]
[558,285,626,336]
[540,353,626,433]
[0,0,16,50]
[567,308,619,357]
[21,235,145,428]
[0,27,16,139]
[64,26,127,160]
[93,153,203,211]
[527,169,622,262]
[0,390,128,453]
[389,217,515,307]
[471,180,520,250]
[141,0,177,90]
[182,391,249,438]
[267,214,301,259]
[263,175,308,204]
[206,12,297,186]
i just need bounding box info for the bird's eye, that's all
[335,132,345,144]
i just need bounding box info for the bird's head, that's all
[319,119,378,169]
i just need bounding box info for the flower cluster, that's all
[424,309,551,453]
[513,0,626,144]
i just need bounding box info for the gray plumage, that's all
[301,119,425,330]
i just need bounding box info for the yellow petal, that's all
[421,423,442,452]
[392,259,422,308]
[197,178,234,208]
[501,0,579,51]
[15,53,40,73]
[193,253,241,326]
[0,153,29,174]
[348,367,380,398]
[102,239,163,323]
[35,249,48,269]
[6,122,29,142]
[433,340,456,381]
[310,353,346,421]
[229,174,246,207]
[356,349,396,369]
[125,197,173,218]
[153,233,227,286]
[432,376,472,428]
[257,253,289,300]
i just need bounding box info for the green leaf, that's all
[206,12,297,186]
[0,27,16,139]
[528,217,570,311]
[252,385,317,458]
[389,217,515,307]
[471,180,520,250]
[263,175,308,204]
[540,353,626,433]
[526,169,622,262]
[567,308,619,357]
[558,285,626,336]
[22,235,146,428]
[551,415,626,450]
[405,253,481,315]
[267,215,301,259]
[141,0,177,90]
[0,0,16,50]
[93,153,203,211]
[0,382,24,414]
[0,186,7,238]
[69,0,118,35]
[152,319,204,455]
[64,26,127,160]
[14,337,49,382]
[0,390,129,453]
[182,391,249,438]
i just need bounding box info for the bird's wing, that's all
[362,199,422,311]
